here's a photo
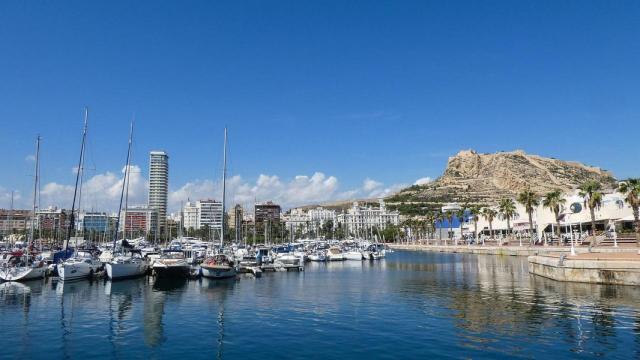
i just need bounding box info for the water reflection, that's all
[0,252,639,358]
[390,252,640,357]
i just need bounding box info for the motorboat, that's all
[308,251,326,262]
[200,254,236,279]
[0,254,47,282]
[343,249,363,261]
[58,251,103,281]
[106,251,149,280]
[152,250,190,279]
[326,246,345,261]
[363,244,386,260]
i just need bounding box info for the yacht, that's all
[308,250,326,262]
[58,251,102,281]
[343,249,363,261]
[0,254,47,281]
[200,254,236,279]
[326,246,345,261]
[152,250,190,279]
[106,252,148,280]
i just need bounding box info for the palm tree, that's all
[517,188,540,245]
[482,208,497,242]
[469,205,481,244]
[455,207,466,245]
[498,198,517,236]
[579,180,603,237]
[434,211,443,243]
[424,213,434,242]
[618,178,640,248]
[542,189,566,245]
[445,210,454,245]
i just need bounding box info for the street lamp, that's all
[566,212,576,256]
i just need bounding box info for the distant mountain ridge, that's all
[387,149,617,210]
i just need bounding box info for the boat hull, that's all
[59,262,101,281]
[344,252,363,261]
[0,266,47,282]
[106,262,148,280]
[153,264,190,279]
[200,265,236,279]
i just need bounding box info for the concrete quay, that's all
[528,252,640,286]
[389,244,640,286]
[388,244,638,257]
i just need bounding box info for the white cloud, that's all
[414,177,432,185]
[168,172,340,211]
[363,178,383,192]
[25,155,36,162]
[7,167,411,213]
[39,164,146,211]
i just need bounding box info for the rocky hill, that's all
[387,149,617,213]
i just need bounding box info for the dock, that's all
[528,252,640,286]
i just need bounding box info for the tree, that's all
[517,188,540,245]
[434,211,444,242]
[455,208,466,245]
[579,180,603,237]
[618,179,640,247]
[542,189,566,245]
[469,205,481,244]
[482,208,497,242]
[498,198,517,236]
[445,210,454,245]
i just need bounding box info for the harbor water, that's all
[2,250,640,359]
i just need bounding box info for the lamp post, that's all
[567,213,576,256]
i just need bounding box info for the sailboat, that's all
[201,128,237,279]
[0,136,47,281]
[59,108,103,281]
[106,122,149,280]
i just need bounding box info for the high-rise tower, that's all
[148,151,168,236]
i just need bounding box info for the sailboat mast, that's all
[112,122,133,251]
[28,136,41,257]
[220,127,227,247]
[66,107,88,250]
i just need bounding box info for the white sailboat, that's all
[0,136,47,282]
[58,108,104,281]
[201,128,237,279]
[106,122,149,280]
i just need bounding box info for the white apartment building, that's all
[337,199,400,236]
[197,200,223,230]
[180,200,223,231]
[148,151,169,234]
[182,201,199,230]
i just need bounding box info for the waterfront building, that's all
[308,207,336,228]
[0,209,30,235]
[182,201,199,231]
[229,204,243,240]
[337,200,400,236]
[37,206,70,236]
[463,190,636,240]
[119,205,158,236]
[255,201,281,227]
[197,199,223,231]
[283,208,310,234]
[78,212,109,233]
[179,200,224,233]
[148,151,169,235]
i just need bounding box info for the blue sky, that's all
[1,1,639,211]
